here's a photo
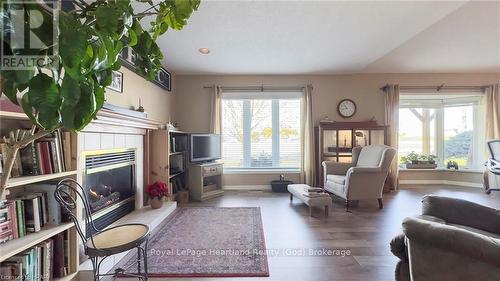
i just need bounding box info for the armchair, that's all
[484,139,500,194]
[391,195,500,281]
[322,145,396,211]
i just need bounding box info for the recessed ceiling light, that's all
[198,48,210,54]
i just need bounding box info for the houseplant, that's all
[146,181,169,209]
[0,0,200,200]
[400,152,438,169]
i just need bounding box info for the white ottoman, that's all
[288,184,333,217]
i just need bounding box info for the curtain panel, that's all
[210,85,223,134]
[485,84,500,140]
[384,85,400,190]
[302,84,315,186]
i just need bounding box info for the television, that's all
[190,134,221,163]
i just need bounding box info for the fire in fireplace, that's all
[84,149,136,236]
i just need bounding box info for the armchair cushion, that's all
[326,174,345,185]
[356,145,386,167]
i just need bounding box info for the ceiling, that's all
[152,0,500,75]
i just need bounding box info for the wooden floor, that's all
[121,185,500,281]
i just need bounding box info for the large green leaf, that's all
[25,73,62,130]
[59,13,89,78]
[95,5,119,36]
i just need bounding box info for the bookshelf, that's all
[150,129,189,199]
[0,110,79,280]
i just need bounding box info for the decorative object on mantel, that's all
[400,152,438,169]
[102,103,147,119]
[106,70,123,93]
[119,47,172,92]
[136,98,145,113]
[147,181,169,209]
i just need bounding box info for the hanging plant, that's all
[0,0,200,199]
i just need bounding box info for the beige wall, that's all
[104,67,175,123]
[174,73,500,186]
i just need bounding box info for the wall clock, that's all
[337,99,356,118]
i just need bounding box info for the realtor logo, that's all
[1,0,59,70]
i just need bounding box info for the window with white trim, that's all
[221,92,302,170]
[398,94,485,169]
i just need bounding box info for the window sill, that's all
[224,169,301,175]
[399,167,483,173]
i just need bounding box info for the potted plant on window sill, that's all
[401,152,438,169]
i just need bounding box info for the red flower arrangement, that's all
[146,181,169,199]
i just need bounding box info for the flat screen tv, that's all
[190,134,221,163]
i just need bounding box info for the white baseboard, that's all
[399,180,483,188]
[223,185,271,191]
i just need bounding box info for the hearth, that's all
[84,149,136,236]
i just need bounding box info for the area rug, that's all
[118,207,269,277]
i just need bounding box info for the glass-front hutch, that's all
[315,120,388,186]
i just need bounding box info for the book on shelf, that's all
[0,129,71,178]
[0,185,71,244]
[0,234,66,281]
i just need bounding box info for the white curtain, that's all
[210,85,223,134]
[384,84,400,190]
[302,84,315,186]
[485,84,500,140]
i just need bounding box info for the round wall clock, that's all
[337,99,356,118]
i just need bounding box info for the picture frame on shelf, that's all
[106,70,123,93]
[119,47,172,92]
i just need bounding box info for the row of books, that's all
[0,129,72,178]
[0,185,70,243]
[0,231,71,280]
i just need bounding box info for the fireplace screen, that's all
[84,150,136,213]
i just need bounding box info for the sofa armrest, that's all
[422,195,500,234]
[322,161,353,175]
[402,217,500,268]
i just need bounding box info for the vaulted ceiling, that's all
[153,0,500,75]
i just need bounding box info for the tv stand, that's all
[188,162,224,201]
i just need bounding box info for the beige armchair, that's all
[322,145,396,211]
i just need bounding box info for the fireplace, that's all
[84,149,136,236]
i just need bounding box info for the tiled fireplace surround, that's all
[77,111,176,277]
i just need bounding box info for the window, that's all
[221,92,302,170]
[399,94,485,169]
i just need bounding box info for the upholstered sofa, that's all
[322,145,396,211]
[391,195,500,281]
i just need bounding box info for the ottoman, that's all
[288,184,333,217]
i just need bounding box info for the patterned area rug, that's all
[118,207,269,277]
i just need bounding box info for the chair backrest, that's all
[488,140,500,160]
[55,178,101,249]
[356,145,386,167]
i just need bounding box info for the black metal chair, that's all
[55,178,149,280]
[484,140,500,194]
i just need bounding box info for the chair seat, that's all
[327,174,346,185]
[86,224,149,256]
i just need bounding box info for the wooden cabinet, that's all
[188,162,224,201]
[315,120,388,186]
[149,129,189,197]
